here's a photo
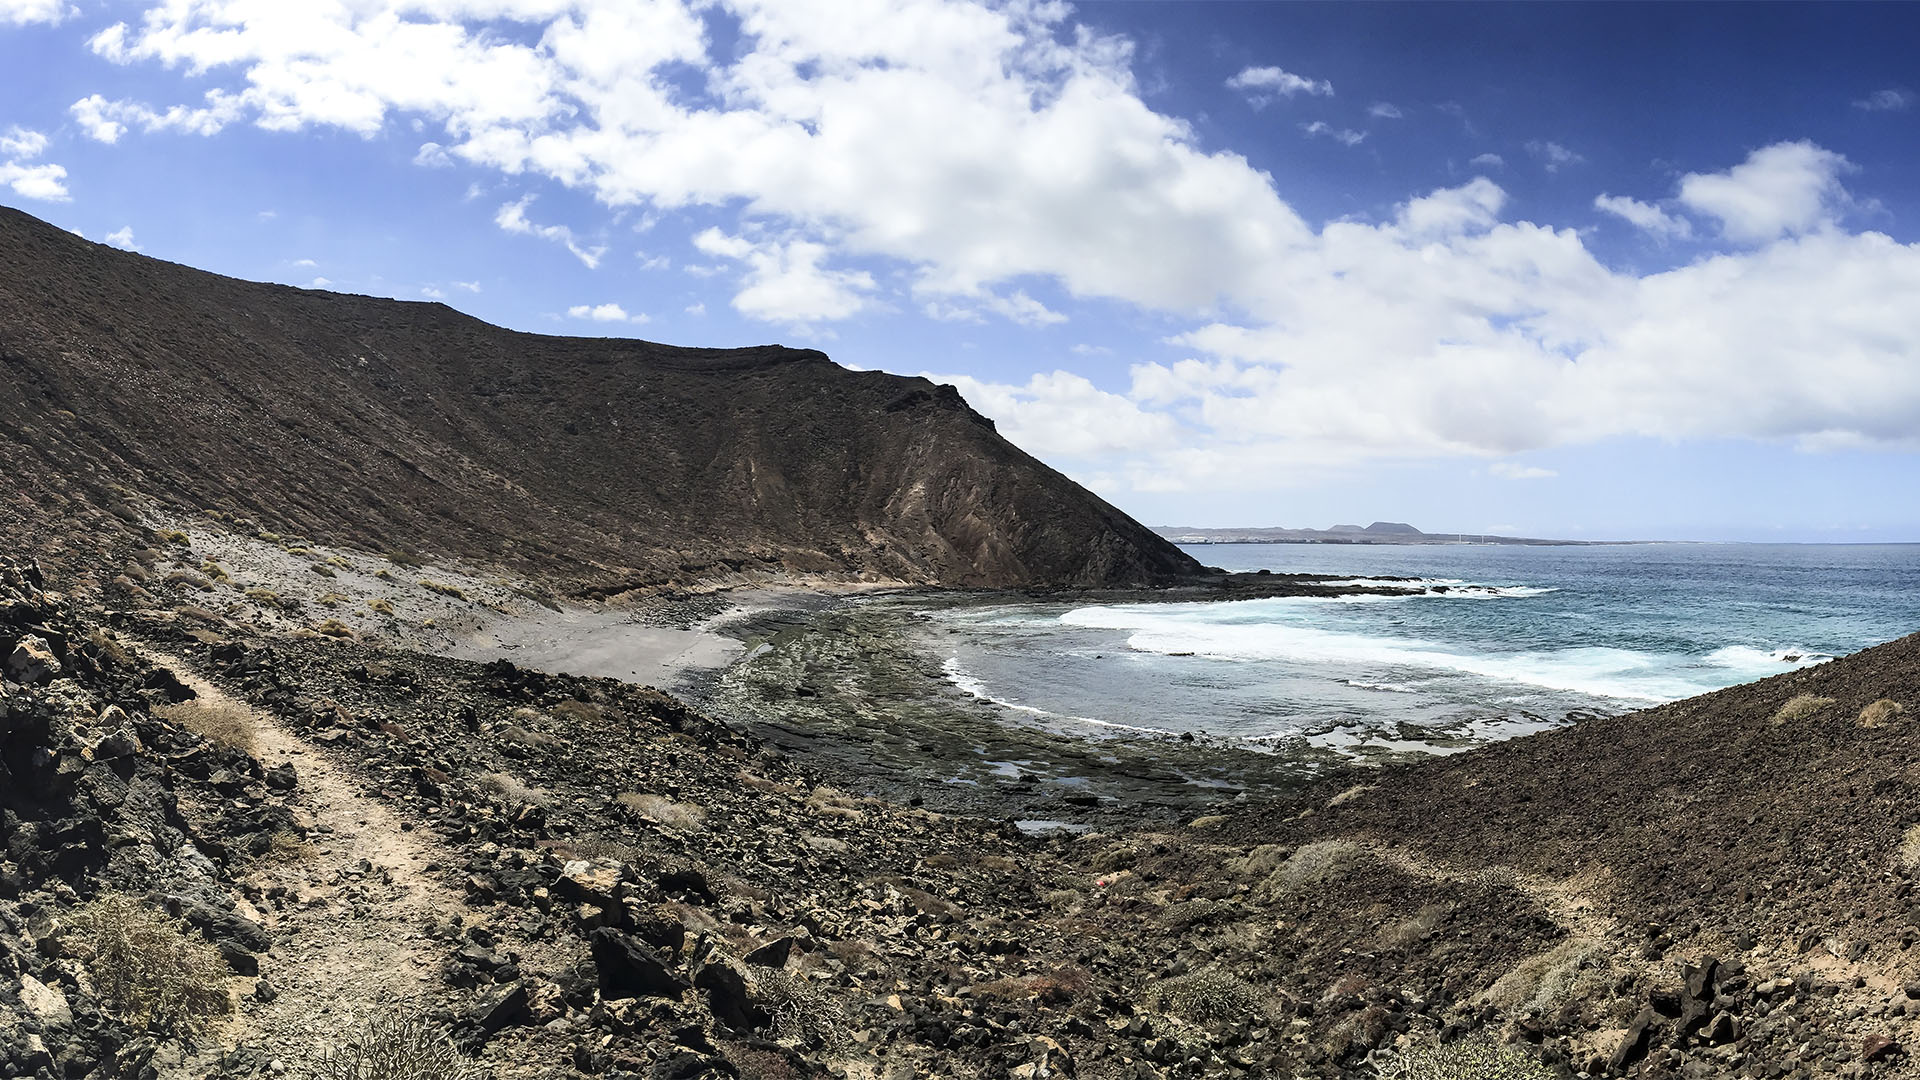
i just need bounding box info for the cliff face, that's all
[0,206,1200,591]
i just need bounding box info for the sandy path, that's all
[140,648,467,1077]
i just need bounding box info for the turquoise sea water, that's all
[924,543,1920,754]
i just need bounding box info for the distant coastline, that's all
[1153,520,1642,547]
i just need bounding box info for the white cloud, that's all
[1853,88,1913,112]
[937,371,1180,460]
[923,288,1065,327]
[1490,463,1556,480]
[0,126,68,201]
[1526,140,1584,173]
[0,0,68,26]
[1367,102,1402,119]
[421,285,446,298]
[1469,152,1504,169]
[1677,140,1851,243]
[684,301,705,316]
[71,91,245,143]
[1226,65,1332,107]
[495,196,607,268]
[104,226,139,250]
[413,141,453,167]
[567,302,647,323]
[51,4,1920,489]
[454,280,482,292]
[695,228,874,323]
[292,257,317,267]
[1301,121,1365,147]
[1593,194,1692,240]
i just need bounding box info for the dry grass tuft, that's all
[314,618,355,638]
[1859,699,1906,728]
[419,579,466,599]
[155,697,257,752]
[478,771,548,807]
[1373,1035,1556,1079]
[1253,840,1362,901]
[1143,968,1267,1023]
[1772,693,1835,724]
[617,792,708,831]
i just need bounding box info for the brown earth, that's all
[0,205,1198,595]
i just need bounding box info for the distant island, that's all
[1154,521,1629,546]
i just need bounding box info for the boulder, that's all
[6,635,59,685]
[588,927,686,1000]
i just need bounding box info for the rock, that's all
[1863,1034,1901,1063]
[692,956,766,1031]
[17,974,71,1027]
[6,635,59,685]
[468,981,531,1036]
[588,927,686,1000]
[556,859,625,908]
[744,936,794,968]
[1611,1007,1657,1070]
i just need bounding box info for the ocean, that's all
[923,543,1920,757]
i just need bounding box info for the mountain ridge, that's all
[0,204,1200,593]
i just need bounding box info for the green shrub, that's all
[72,892,230,1034]
[314,1008,484,1080]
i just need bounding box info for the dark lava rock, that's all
[589,927,686,1000]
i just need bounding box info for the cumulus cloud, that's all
[0,126,68,201]
[56,2,1920,492]
[1226,65,1332,107]
[1301,121,1365,147]
[1490,463,1557,480]
[1677,140,1851,243]
[495,196,606,268]
[104,226,139,250]
[567,302,647,323]
[1469,152,1504,169]
[1368,102,1403,119]
[1593,193,1692,240]
[0,0,68,26]
[413,141,453,167]
[1853,88,1913,112]
[1526,140,1584,172]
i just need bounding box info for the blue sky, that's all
[3,1,1918,542]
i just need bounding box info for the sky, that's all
[3,0,1919,542]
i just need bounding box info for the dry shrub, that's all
[1373,1036,1555,1080]
[1253,840,1363,901]
[477,771,548,807]
[72,892,230,1034]
[498,724,560,748]
[551,699,605,724]
[262,830,316,864]
[1772,693,1835,724]
[1225,844,1291,880]
[1898,825,1920,872]
[1482,937,1606,1014]
[418,579,466,600]
[1143,969,1266,1023]
[1859,699,1905,728]
[315,1007,485,1080]
[617,792,708,831]
[804,785,864,821]
[314,618,355,638]
[155,698,256,752]
[368,598,395,616]
[752,969,850,1050]
[973,964,1092,1005]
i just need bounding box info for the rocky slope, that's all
[0,205,1199,595]
[9,539,1920,1080]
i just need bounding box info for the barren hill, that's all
[0,205,1199,592]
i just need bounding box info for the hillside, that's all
[0,205,1199,593]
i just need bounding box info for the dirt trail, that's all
[139,647,468,1077]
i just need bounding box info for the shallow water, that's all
[923,543,1920,756]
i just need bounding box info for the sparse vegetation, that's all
[617,792,708,831]
[753,969,851,1050]
[478,770,547,806]
[71,892,230,1034]
[1143,968,1267,1022]
[1773,693,1836,724]
[315,618,355,638]
[419,579,466,599]
[1254,839,1363,900]
[156,697,257,752]
[1859,698,1905,727]
[199,560,231,582]
[1373,1036,1555,1080]
[368,598,395,616]
[314,1007,485,1080]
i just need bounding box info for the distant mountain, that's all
[0,205,1202,592]
[1156,524,1606,546]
